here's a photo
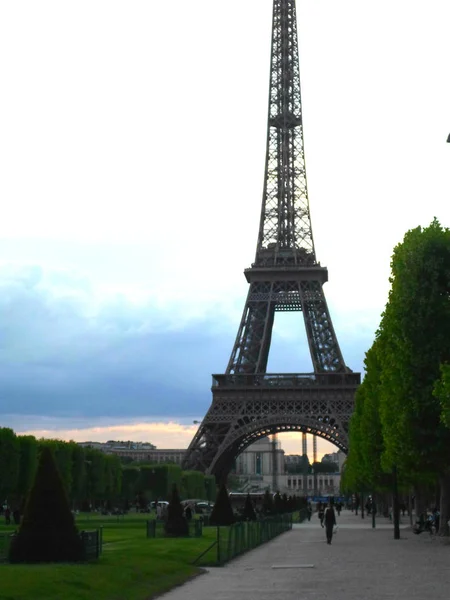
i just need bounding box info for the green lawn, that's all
[0,513,218,600]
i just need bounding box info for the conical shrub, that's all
[262,489,274,515]
[9,446,83,563]
[210,484,235,526]
[243,493,257,521]
[164,484,189,536]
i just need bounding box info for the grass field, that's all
[0,513,218,600]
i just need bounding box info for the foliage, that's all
[9,446,84,563]
[181,470,205,499]
[204,475,216,502]
[210,484,235,526]
[138,464,182,500]
[285,454,310,475]
[262,489,274,515]
[16,435,38,506]
[274,491,283,514]
[311,461,338,474]
[434,363,450,428]
[243,493,257,521]
[165,485,189,537]
[0,428,20,504]
[346,219,450,532]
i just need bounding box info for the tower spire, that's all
[257,0,315,267]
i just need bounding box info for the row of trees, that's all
[285,456,339,475]
[342,219,450,533]
[0,428,215,509]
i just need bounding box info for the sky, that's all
[1,0,450,459]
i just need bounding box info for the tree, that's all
[274,492,283,515]
[376,220,450,532]
[243,493,256,521]
[262,489,274,515]
[434,364,450,427]
[138,464,182,500]
[210,484,235,526]
[70,443,86,509]
[343,221,450,533]
[0,428,20,505]
[16,435,38,508]
[9,446,83,562]
[164,484,189,536]
[181,471,205,499]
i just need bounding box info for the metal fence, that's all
[0,533,14,563]
[80,528,103,560]
[0,528,102,563]
[194,513,293,566]
[146,519,203,538]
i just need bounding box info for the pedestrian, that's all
[323,502,337,544]
[318,503,325,527]
[307,502,312,522]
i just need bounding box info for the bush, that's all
[262,490,274,515]
[210,484,235,526]
[164,485,189,537]
[274,492,283,514]
[243,493,257,521]
[9,446,83,563]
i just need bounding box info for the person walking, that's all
[323,502,337,545]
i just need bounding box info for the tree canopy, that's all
[344,219,450,533]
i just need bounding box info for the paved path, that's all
[159,510,450,600]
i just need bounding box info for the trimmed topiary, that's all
[243,493,257,521]
[164,484,189,537]
[274,491,283,514]
[9,446,83,563]
[210,484,235,526]
[262,489,274,515]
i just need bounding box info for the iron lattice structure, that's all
[183,0,360,482]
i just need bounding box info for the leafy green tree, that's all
[181,471,205,499]
[85,448,106,507]
[70,443,86,509]
[121,467,140,505]
[434,364,450,427]
[9,446,83,563]
[16,435,38,507]
[210,484,235,526]
[312,461,338,474]
[138,464,182,500]
[204,475,216,502]
[0,428,20,504]
[377,220,450,531]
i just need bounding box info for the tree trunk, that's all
[438,471,450,536]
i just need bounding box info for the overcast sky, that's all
[1,0,449,458]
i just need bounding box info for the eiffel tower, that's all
[183,0,360,482]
